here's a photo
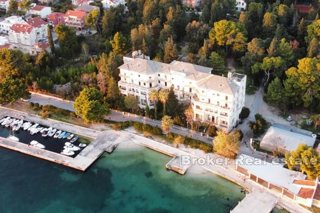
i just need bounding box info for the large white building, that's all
[0,16,26,35]
[29,5,52,18]
[118,52,246,131]
[8,17,49,55]
[236,0,247,11]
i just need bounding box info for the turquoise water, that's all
[0,145,245,213]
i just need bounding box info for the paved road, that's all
[28,93,214,144]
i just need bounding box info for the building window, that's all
[225,103,228,108]
[149,83,152,88]
[139,82,141,86]
[158,80,160,84]
[144,83,146,86]
[208,99,210,104]
[158,74,160,77]
[165,82,167,86]
[189,88,192,92]
[225,96,228,100]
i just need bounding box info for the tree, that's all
[0,49,29,104]
[19,0,31,11]
[163,37,177,63]
[209,20,247,53]
[7,0,18,15]
[285,144,320,179]
[306,19,320,43]
[210,52,226,74]
[275,4,292,26]
[262,12,277,35]
[85,9,100,29]
[159,89,169,115]
[307,38,319,58]
[284,58,320,108]
[253,56,284,85]
[249,114,268,137]
[54,25,79,58]
[214,130,240,159]
[239,107,250,120]
[124,95,139,113]
[265,77,285,108]
[149,89,159,119]
[47,26,55,54]
[106,77,119,101]
[161,115,173,134]
[185,21,210,52]
[143,0,158,24]
[166,87,179,117]
[247,38,265,57]
[111,32,127,56]
[267,37,278,56]
[74,87,109,123]
[184,105,193,129]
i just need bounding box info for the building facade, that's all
[29,5,52,18]
[118,52,246,131]
[0,16,26,35]
[8,17,49,55]
[64,10,86,30]
[236,0,246,11]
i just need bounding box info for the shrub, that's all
[133,122,143,132]
[206,125,217,137]
[239,107,250,120]
[249,114,269,137]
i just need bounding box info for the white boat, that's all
[1,117,10,126]
[22,122,32,131]
[63,144,80,151]
[63,133,70,139]
[28,124,39,133]
[41,128,49,137]
[0,116,8,124]
[9,119,18,128]
[7,135,19,142]
[12,120,23,131]
[70,136,79,143]
[54,130,62,138]
[58,131,66,139]
[67,134,74,140]
[61,149,75,156]
[30,140,45,149]
[30,126,42,135]
[48,128,57,137]
[4,118,13,127]
[79,143,87,148]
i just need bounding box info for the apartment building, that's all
[118,52,246,131]
[64,10,86,30]
[0,16,26,35]
[29,5,52,18]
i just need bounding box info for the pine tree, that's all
[111,32,126,56]
[47,26,55,55]
[307,38,319,58]
[163,37,177,63]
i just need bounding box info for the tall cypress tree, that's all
[47,26,55,55]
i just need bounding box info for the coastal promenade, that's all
[28,92,214,144]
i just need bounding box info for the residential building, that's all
[259,124,316,154]
[64,10,87,30]
[47,12,65,26]
[118,51,246,131]
[72,0,92,6]
[29,5,52,18]
[38,0,54,4]
[8,17,49,55]
[0,16,26,35]
[236,154,320,208]
[236,0,246,11]
[101,0,126,9]
[182,0,202,8]
[76,4,99,13]
[0,0,9,12]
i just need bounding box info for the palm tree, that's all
[159,89,169,116]
[149,89,159,119]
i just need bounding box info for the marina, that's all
[0,116,86,158]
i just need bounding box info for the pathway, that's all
[28,92,214,144]
[231,190,278,213]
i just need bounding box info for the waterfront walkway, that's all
[231,190,278,213]
[28,92,213,144]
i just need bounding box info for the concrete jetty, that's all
[166,155,191,175]
[231,190,278,213]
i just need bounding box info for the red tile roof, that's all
[36,42,49,49]
[295,4,312,14]
[11,24,33,33]
[297,188,315,199]
[31,5,46,11]
[47,12,65,25]
[27,17,47,28]
[0,44,10,49]
[65,10,86,19]
[293,179,317,187]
